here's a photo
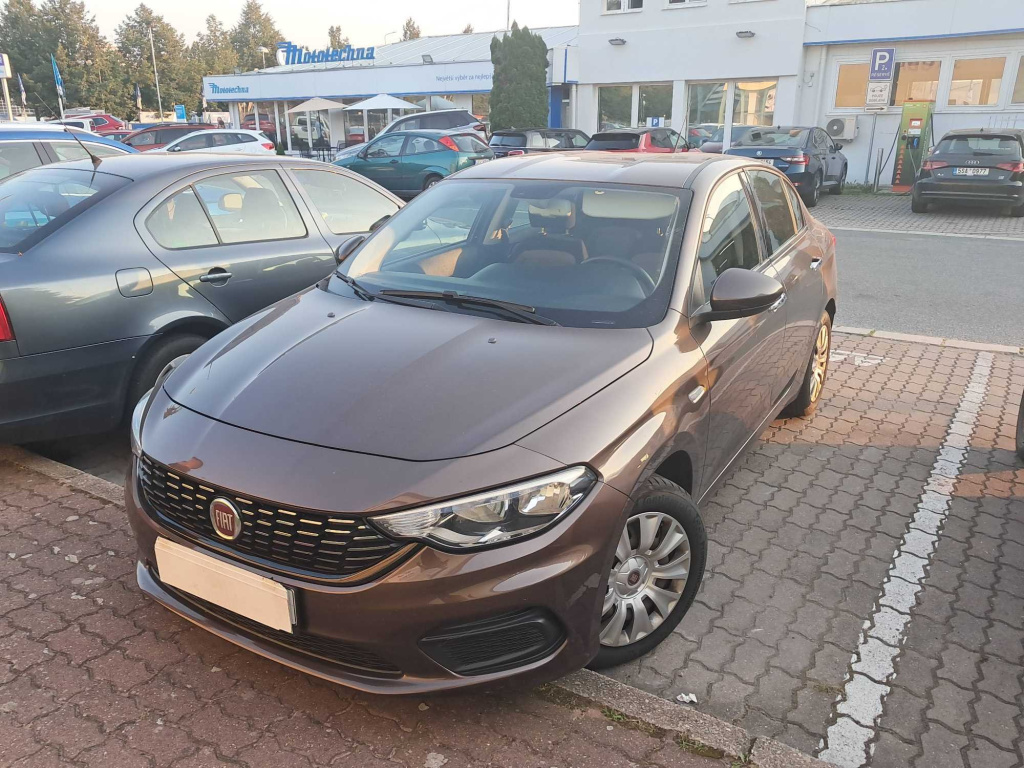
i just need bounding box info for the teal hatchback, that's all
[335,130,494,197]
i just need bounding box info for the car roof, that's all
[593,128,656,136]
[0,126,131,149]
[40,153,330,182]
[453,150,744,188]
[941,128,1024,138]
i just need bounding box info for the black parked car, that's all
[488,128,590,158]
[725,126,848,207]
[912,129,1024,217]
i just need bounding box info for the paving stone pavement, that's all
[0,466,730,768]
[811,193,1024,239]
[607,333,1024,768]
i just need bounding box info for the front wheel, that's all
[911,194,930,214]
[589,476,707,669]
[125,334,208,419]
[831,168,846,195]
[423,174,442,191]
[781,310,832,419]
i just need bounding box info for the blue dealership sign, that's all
[174,104,186,120]
[869,48,896,82]
[276,41,375,66]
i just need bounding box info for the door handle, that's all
[389,159,399,164]
[810,257,823,270]
[770,293,787,312]
[199,269,232,283]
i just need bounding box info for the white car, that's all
[160,129,276,155]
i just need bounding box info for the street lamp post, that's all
[148,26,163,119]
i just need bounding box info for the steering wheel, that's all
[580,257,657,296]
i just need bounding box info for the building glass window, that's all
[1014,58,1024,104]
[598,86,633,130]
[733,80,776,127]
[835,63,869,108]
[948,57,1005,106]
[687,82,726,132]
[605,0,642,10]
[639,84,673,127]
[891,61,941,106]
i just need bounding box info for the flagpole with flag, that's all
[135,83,142,115]
[17,73,26,111]
[50,54,64,118]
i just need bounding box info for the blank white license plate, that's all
[754,158,775,166]
[474,157,491,164]
[953,167,989,176]
[155,538,295,633]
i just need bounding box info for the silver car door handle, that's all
[810,257,823,270]
[770,293,787,312]
[199,271,233,283]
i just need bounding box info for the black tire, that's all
[589,475,707,670]
[125,334,208,418]
[782,310,832,419]
[1015,390,1024,462]
[803,173,822,208]
[831,167,846,195]
[423,174,442,191]
[911,194,930,214]
[1009,201,1024,218]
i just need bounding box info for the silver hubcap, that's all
[600,512,691,648]
[810,323,830,402]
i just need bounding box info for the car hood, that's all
[163,287,653,462]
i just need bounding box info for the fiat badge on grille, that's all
[210,498,242,541]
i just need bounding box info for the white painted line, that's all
[833,327,1022,356]
[830,226,1024,242]
[817,352,993,768]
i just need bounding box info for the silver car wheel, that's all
[600,511,691,648]
[810,323,830,402]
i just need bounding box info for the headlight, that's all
[370,466,597,550]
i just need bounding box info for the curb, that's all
[829,225,1024,243]
[2,445,835,767]
[834,326,1023,356]
[555,669,834,767]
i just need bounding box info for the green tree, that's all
[488,22,548,131]
[116,4,195,118]
[401,17,420,41]
[462,24,473,34]
[189,14,235,110]
[230,0,281,72]
[327,25,347,49]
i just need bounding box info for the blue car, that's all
[0,124,136,180]
[725,126,847,207]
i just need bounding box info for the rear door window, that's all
[49,141,126,161]
[175,134,213,151]
[157,127,195,144]
[124,131,155,147]
[405,136,444,155]
[146,187,219,249]
[745,169,798,254]
[292,169,400,234]
[193,170,306,244]
[0,143,44,179]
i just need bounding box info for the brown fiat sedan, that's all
[126,151,838,693]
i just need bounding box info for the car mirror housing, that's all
[692,268,785,324]
[335,234,366,264]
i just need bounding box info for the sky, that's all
[89,0,580,46]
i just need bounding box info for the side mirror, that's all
[834,142,843,150]
[335,234,365,264]
[357,149,368,160]
[691,268,785,324]
[168,145,182,152]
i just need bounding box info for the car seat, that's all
[509,199,588,267]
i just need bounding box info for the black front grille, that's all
[138,455,406,580]
[420,609,565,676]
[161,581,402,678]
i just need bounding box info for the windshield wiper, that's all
[334,271,376,302]
[377,289,560,326]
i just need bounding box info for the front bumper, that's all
[126,419,629,693]
[914,177,1023,204]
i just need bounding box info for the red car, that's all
[585,127,690,153]
[242,112,277,136]
[122,123,216,152]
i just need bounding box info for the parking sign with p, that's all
[870,48,896,82]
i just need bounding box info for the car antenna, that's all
[33,94,103,168]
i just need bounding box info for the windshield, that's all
[0,167,129,252]
[733,128,808,148]
[490,133,527,147]
[935,135,1022,157]
[586,133,641,150]
[334,179,690,329]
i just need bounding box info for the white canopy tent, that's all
[343,94,422,146]
[283,98,347,155]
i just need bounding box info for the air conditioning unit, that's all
[826,117,857,141]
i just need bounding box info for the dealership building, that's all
[205,0,1024,183]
